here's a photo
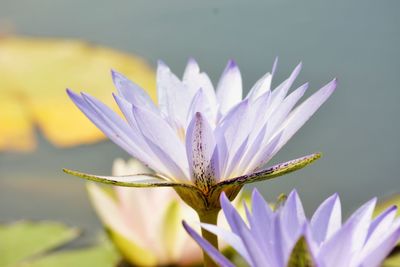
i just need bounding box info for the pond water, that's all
[0,0,399,240]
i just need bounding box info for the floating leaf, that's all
[18,239,119,267]
[0,221,78,267]
[0,36,156,152]
[374,194,400,217]
[383,254,400,267]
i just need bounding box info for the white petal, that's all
[216,60,243,114]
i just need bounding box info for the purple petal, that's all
[218,98,262,177]
[366,205,397,242]
[245,131,282,173]
[344,197,377,252]
[112,93,137,129]
[263,82,309,142]
[355,207,399,266]
[185,112,217,189]
[132,105,189,180]
[271,57,278,77]
[271,79,337,156]
[251,189,274,226]
[200,223,251,263]
[67,90,155,167]
[214,99,249,177]
[358,226,400,267]
[237,123,268,173]
[272,215,287,267]
[233,215,270,267]
[216,60,243,114]
[269,62,302,109]
[318,198,376,267]
[247,189,277,265]
[220,192,247,235]
[223,136,249,179]
[246,72,272,101]
[280,190,306,241]
[310,193,342,244]
[182,221,235,267]
[111,70,158,113]
[221,198,270,267]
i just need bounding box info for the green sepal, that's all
[63,168,192,188]
[214,153,321,188]
[287,236,315,267]
[64,153,320,216]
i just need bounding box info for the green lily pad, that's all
[0,221,120,267]
[0,221,78,267]
[18,239,119,267]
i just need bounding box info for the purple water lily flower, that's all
[184,189,400,267]
[65,58,336,213]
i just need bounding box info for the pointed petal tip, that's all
[272,57,279,75]
[288,188,300,199]
[331,192,340,201]
[224,59,239,72]
[66,88,81,101]
[188,57,197,64]
[251,188,267,209]
[182,220,189,229]
[323,78,338,94]
[110,68,122,80]
[111,92,121,103]
[381,205,398,215]
[251,188,263,198]
[157,59,169,70]
[220,191,229,202]
[227,59,237,67]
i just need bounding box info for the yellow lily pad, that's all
[374,194,400,217]
[0,36,156,152]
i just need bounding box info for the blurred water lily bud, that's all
[88,158,242,266]
[0,36,155,152]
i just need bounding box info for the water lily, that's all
[64,58,336,265]
[88,158,202,266]
[65,58,335,214]
[88,158,246,266]
[184,189,400,267]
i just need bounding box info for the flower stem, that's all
[198,210,219,267]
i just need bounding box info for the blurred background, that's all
[0,0,399,240]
